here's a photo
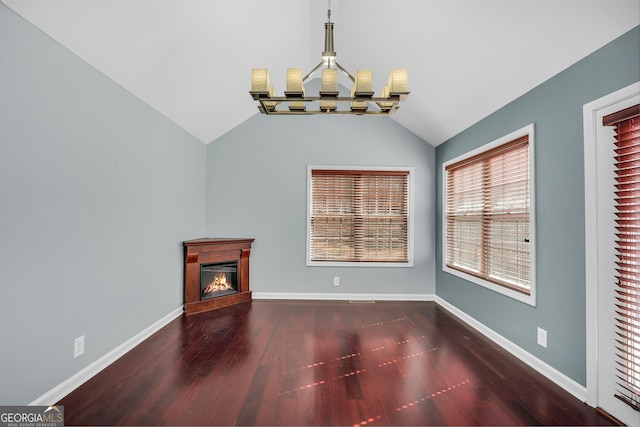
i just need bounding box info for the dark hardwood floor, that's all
[58,300,618,426]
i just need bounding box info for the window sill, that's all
[307,260,414,268]
[443,265,536,306]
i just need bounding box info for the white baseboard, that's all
[252,292,435,301]
[29,306,183,406]
[434,296,587,402]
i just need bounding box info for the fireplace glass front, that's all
[200,262,238,300]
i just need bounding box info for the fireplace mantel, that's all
[183,238,254,315]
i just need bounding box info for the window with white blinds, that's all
[307,167,412,266]
[443,125,535,304]
[604,104,640,411]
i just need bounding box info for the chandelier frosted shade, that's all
[348,69,369,111]
[321,68,338,95]
[286,68,306,111]
[389,69,409,93]
[251,68,271,94]
[286,68,304,95]
[354,69,373,95]
[250,3,409,115]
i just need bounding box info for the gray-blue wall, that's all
[435,26,640,386]
[205,106,436,297]
[0,4,206,404]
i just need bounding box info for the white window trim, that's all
[583,82,640,408]
[442,123,537,306]
[306,165,415,267]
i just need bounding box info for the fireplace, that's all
[201,261,237,299]
[183,238,254,315]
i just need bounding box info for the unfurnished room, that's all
[1,1,639,425]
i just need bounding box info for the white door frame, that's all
[583,81,640,408]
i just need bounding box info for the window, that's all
[443,124,535,305]
[307,166,413,266]
[603,104,640,411]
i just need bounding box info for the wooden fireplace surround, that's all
[183,238,254,315]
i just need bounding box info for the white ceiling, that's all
[3,0,639,146]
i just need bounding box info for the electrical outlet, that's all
[333,276,340,286]
[73,335,85,359]
[537,327,547,348]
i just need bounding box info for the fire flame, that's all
[204,273,232,294]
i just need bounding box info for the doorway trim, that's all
[583,81,640,407]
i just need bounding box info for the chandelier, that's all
[250,1,409,115]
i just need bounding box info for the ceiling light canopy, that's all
[250,1,409,115]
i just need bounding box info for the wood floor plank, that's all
[57,300,618,426]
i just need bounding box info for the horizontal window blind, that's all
[604,104,640,411]
[445,135,531,294]
[310,169,409,263]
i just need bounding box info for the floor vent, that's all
[349,300,376,304]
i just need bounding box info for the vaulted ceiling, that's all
[3,0,639,146]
